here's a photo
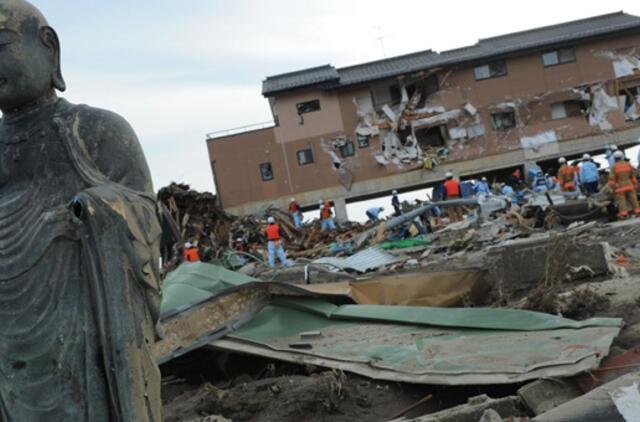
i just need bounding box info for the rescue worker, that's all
[391,190,401,216]
[319,199,336,231]
[366,206,385,222]
[557,157,578,193]
[507,168,522,188]
[608,150,640,218]
[474,177,491,196]
[265,216,289,268]
[288,197,302,228]
[580,153,600,194]
[501,183,517,205]
[183,241,200,263]
[443,172,463,222]
[532,169,548,193]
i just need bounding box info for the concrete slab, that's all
[518,379,583,415]
[403,394,522,422]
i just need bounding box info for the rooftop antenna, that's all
[373,25,390,58]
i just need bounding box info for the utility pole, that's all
[373,25,390,58]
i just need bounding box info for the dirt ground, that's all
[163,371,436,422]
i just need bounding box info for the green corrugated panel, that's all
[269,297,622,331]
[160,262,257,315]
[226,302,622,384]
[380,238,432,250]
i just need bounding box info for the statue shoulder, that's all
[72,104,154,194]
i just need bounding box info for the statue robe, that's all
[0,99,162,421]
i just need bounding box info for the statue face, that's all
[0,1,57,111]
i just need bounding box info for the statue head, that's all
[0,0,65,113]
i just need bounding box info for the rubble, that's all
[157,181,640,421]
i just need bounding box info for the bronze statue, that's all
[0,1,162,420]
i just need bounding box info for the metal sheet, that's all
[313,246,400,273]
[210,301,621,385]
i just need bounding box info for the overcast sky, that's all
[33,0,640,199]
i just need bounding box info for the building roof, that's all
[262,65,339,96]
[262,12,640,96]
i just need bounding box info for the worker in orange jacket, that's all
[183,241,200,263]
[608,150,640,218]
[319,199,336,231]
[265,216,289,268]
[557,157,577,192]
[443,172,463,222]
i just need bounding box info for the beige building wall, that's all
[273,90,345,143]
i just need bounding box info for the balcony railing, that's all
[206,121,276,140]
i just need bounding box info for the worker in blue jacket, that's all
[579,153,600,194]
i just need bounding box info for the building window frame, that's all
[550,100,586,120]
[259,162,274,181]
[339,140,356,158]
[296,99,321,115]
[491,111,516,131]
[542,47,576,67]
[473,61,507,81]
[356,134,370,148]
[296,148,314,166]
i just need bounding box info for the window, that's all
[356,134,370,148]
[339,140,355,158]
[491,111,516,131]
[296,99,321,114]
[259,162,273,181]
[542,47,576,67]
[474,61,507,80]
[550,101,586,120]
[296,149,314,165]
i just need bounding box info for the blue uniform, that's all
[366,207,384,221]
[474,181,491,195]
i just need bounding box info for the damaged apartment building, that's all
[207,12,640,220]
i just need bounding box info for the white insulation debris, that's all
[589,86,618,131]
[520,130,558,149]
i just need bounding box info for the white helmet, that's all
[236,237,243,242]
[267,216,275,224]
[481,177,487,181]
[558,157,567,164]
[392,190,398,195]
[445,171,453,178]
[185,242,192,248]
[291,197,296,202]
[582,153,591,160]
[611,145,619,151]
[318,200,323,206]
[614,150,624,159]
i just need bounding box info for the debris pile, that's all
[156,181,640,421]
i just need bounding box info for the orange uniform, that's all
[320,201,332,219]
[265,224,282,241]
[443,179,463,222]
[608,161,640,217]
[443,179,461,198]
[183,247,200,262]
[557,164,576,191]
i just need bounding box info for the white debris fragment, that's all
[467,123,486,139]
[374,154,388,165]
[520,130,558,149]
[609,382,640,422]
[589,86,618,131]
[494,101,517,110]
[413,105,446,114]
[463,102,477,116]
[382,104,397,125]
[411,109,461,129]
[449,126,467,139]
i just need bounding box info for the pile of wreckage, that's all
[158,183,640,421]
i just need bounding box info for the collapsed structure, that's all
[207,12,640,220]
